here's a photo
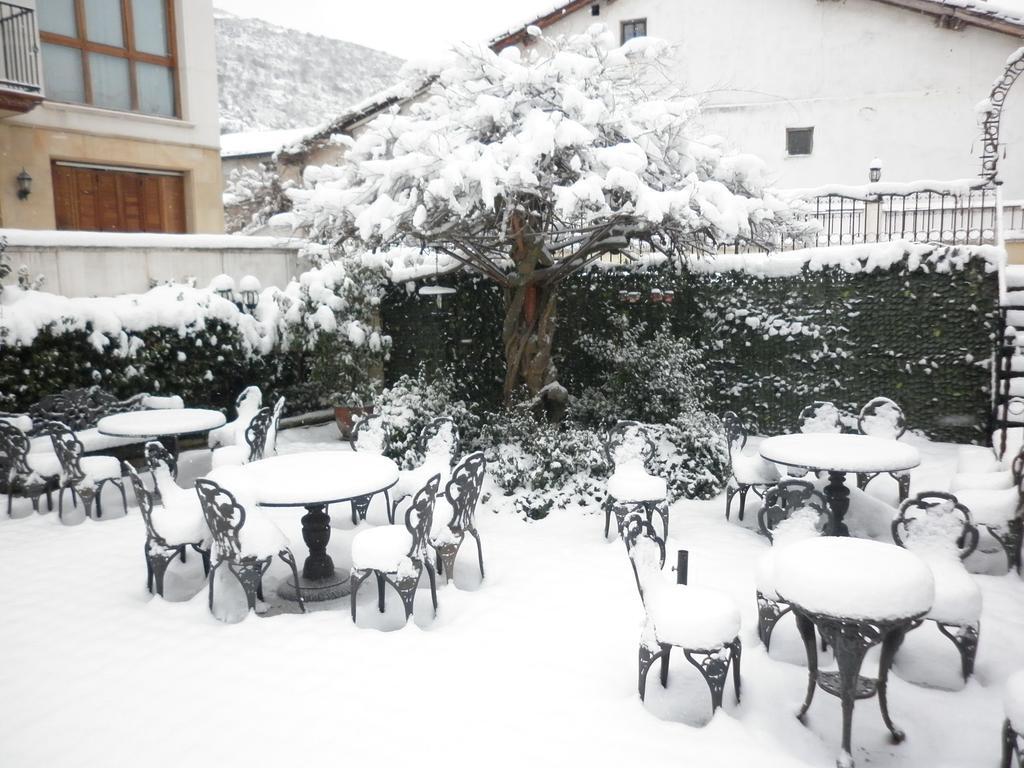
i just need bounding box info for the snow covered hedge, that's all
[0,254,387,415]
[384,241,1001,444]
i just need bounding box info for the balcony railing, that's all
[0,2,40,95]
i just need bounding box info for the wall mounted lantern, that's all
[868,158,882,184]
[16,168,31,200]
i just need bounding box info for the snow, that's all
[732,452,782,485]
[951,470,1014,492]
[922,556,982,625]
[693,241,1002,280]
[774,537,935,621]
[956,445,1002,474]
[220,127,314,158]
[859,399,904,439]
[214,450,400,505]
[1,424,1023,766]
[1007,671,1024,732]
[0,228,301,250]
[351,525,413,572]
[77,455,122,485]
[608,464,668,502]
[96,409,227,438]
[209,387,263,450]
[759,434,921,474]
[954,487,1019,527]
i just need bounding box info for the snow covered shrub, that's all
[573,315,708,426]
[476,391,609,501]
[222,163,291,234]
[276,257,392,409]
[649,413,730,501]
[370,367,478,469]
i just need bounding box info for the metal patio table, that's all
[228,450,399,602]
[759,433,920,536]
[97,408,226,457]
[774,537,934,768]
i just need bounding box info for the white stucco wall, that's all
[9,0,220,151]
[519,0,1024,197]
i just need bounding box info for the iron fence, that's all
[0,2,39,94]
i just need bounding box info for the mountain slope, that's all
[215,10,404,134]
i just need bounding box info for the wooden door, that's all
[51,162,186,233]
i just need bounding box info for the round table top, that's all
[759,433,921,474]
[774,537,934,621]
[97,408,226,438]
[222,450,400,507]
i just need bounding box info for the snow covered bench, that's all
[26,386,183,457]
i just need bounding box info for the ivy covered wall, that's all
[383,246,999,443]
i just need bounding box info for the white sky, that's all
[212,0,560,59]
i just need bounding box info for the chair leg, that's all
[376,571,387,613]
[207,561,220,614]
[436,543,459,585]
[756,592,791,652]
[151,552,173,597]
[426,561,438,617]
[725,485,735,521]
[193,544,211,576]
[278,549,306,614]
[603,497,613,538]
[1003,719,1021,768]
[895,472,911,504]
[638,642,663,701]
[145,545,155,594]
[936,621,980,681]
[683,644,734,714]
[659,644,671,688]
[470,527,484,580]
[80,488,95,520]
[731,638,742,703]
[736,485,748,522]
[350,570,373,623]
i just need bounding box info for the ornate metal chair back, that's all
[798,401,843,434]
[123,462,164,544]
[419,416,459,463]
[268,396,285,455]
[605,420,657,468]
[444,451,486,534]
[621,508,666,602]
[1012,445,1024,495]
[404,473,441,562]
[721,411,747,463]
[894,492,979,561]
[243,406,274,463]
[350,413,387,453]
[194,479,246,561]
[758,479,831,542]
[857,397,907,440]
[144,441,178,480]
[0,421,33,487]
[49,428,86,485]
[235,385,262,414]
[30,386,144,431]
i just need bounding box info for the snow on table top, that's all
[774,537,934,621]
[214,450,399,506]
[759,433,921,474]
[97,409,226,438]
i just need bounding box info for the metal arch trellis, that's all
[981,46,1024,182]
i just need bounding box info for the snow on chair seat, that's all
[722,411,779,523]
[194,474,304,621]
[49,426,128,522]
[754,479,832,651]
[892,492,982,681]
[621,510,741,714]
[124,462,210,598]
[350,474,441,626]
[1003,671,1024,768]
[603,420,669,539]
[210,397,284,469]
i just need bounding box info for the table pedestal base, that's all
[278,571,350,602]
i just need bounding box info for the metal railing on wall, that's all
[0,2,40,94]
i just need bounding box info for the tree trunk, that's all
[502,278,557,403]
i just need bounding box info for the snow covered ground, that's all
[1,425,1022,768]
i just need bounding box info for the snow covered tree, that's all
[290,25,797,403]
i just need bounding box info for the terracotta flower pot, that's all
[334,405,373,440]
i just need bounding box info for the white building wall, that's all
[522,0,1024,196]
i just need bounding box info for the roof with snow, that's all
[220,127,315,159]
[275,75,436,166]
[490,0,1024,48]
